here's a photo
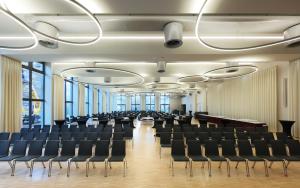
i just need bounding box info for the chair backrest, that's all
[249,132,261,141]
[173,132,183,140]
[255,126,268,133]
[36,132,48,141]
[171,140,186,156]
[61,132,72,140]
[210,132,222,141]
[78,141,93,156]
[44,140,59,156]
[187,140,202,156]
[95,140,110,156]
[198,132,209,144]
[87,132,98,141]
[72,132,85,140]
[261,132,275,143]
[0,140,10,156]
[184,132,196,140]
[42,125,51,133]
[10,132,21,144]
[221,140,237,156]
[111,140,126,156]
[223,132,235,140]
[100,132,112,140]
[33,125,41,132]
[253,140,270,156]
[124,127,133,138]
[160,132,171,145]
[237,140,253,156]
[113,132,124,140]
[11,140,27,156]
[0,132,10,140]
[28,141,44,156]
[223,127,234,132]
[236,132,248,140]
[276,132,288,141]
[23,131,34,141]
[270,140,287,156]
[61,140,76,156]
[287,140,300,156]
[20,128,29,137]
[204,140,219,156]
[48,133,60,140]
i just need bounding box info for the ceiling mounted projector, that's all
[163,22,183,48]
[226,62,239,73]
[284,24,300,48]
[157,61,166,73]
[35,21,59,49]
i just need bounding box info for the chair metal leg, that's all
[235,162,239,169]
[25,162,30,168]
[42,162,46,168]
[30,160,34,177]
[252,161,256,168]
[171,158,174,176]
[218,161,222,168]
[226,159,230,177]
[8,161,12,170]
[185,161,188,169]
[201,162,204,168]
[189,159,193,177]
[48,160,53,177]
[67,160,71,177]
[92,162,96,169]
[11,160,16,176]
[269,161,273,168]
[105,159,108,177]
[208,160,212,177]
[263,160,269,177]
[58,162,62,169]
[86,161,89,177]
[245,160,250,177]
[283,160,288,176]
[123,159,126,177]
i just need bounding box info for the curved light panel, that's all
[4,0,102,46]
[195,0,300,51]
[145,83,182,91]
[0,6,38,50]
[203,65,258,80]
[61,67,144,87]
[178,75,208,83]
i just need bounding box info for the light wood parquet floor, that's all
[0,120,299,188]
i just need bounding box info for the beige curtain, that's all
[93,88,98,114]
[207,66,277,132]
[288,60,300,138]
[52,75,65,122]
[78,83,85,116]
[0,56,22,132]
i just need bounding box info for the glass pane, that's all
[146,96,150,104]
[85,103,89,115]
[166,96,170,104]
[136,95,140,104]
[32,71,44,100]
[22,101,30,128]
[32,101,44,125]
[22,68,30,99]
[66,102,72,118]
[65,81,72,101]
[33,62,43,71]
[85,86,89,103]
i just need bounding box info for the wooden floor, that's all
[0,120,299,188]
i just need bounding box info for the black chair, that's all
[113,132,124,141]
[159,132,172,158]
[72,132,86,145]
[236,132,248,141]
[237,140,268,176]
[88,140,110,177]
[100,132,112,141]
[0,132,10,140]
[210,132,223,144]
[187,140,209,177]
[249,132,262,143]
[204,140,228,176]
[286,140,300,159]
[198,132,209,145]
[221,140,249,176]
[35,132,48,144]
[20,128,29,137]
[48,132,60,140]
[86,132,98,144]
[269,140,290,176]
[276,132,289,143]
[108,140,127,177]
[261,132,275,144]
[124,127,134,148]
[0,141,10,158]
[184,132,197,142]
[223,132,235,140]
[68,141,93,177]
[12,140,44,176]
[61,132,72,141]
[42,125,51,133]
[48,140,76,177]
[0,140,27,176]
[253,140,287,176]
[32,140,59,175]
[223,127,234,132]
[170,140,189,176]
[173,132,183,140]
[9,132,21,145]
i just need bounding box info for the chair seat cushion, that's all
[0,155,7,158]
[34,156,56,162]
[89,156,107,162]
[285,156,300,161]
[240,155,264,161]
[206,156,226,161]
[224,156,246,161]
[258,155,285,161]
[172,155,189,161]
[15,155,40,161]
[0,155,24,161]
[52,156,73,161]
[71,156,91,162]
[108,156,125,162]
[189,155,208,161]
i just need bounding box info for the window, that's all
[131,94,141,111]
[84,85,89,116]
[116,94,126,111]
[22,62,45,128]
[146,94,155,111]
[98,89,102,113]
[160,94,170,113]
[65,78,73,118]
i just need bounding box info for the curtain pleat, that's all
[93,88,98,114]
[78,83,85,116]
[0,56,22,132]
[207,66,277,131]
[52,75,65,122]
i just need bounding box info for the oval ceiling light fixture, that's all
[177,75,209,84]
[203,65,258,80]
[3,0,102,46]
[60,67,144,87]
[145,82,182,91]
[195,0,300,51]
[0,6,38,50]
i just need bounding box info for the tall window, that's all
[131,94,140,111]
[65,78,73,118]
[146,94,155,111]
[22,62,45,128]
[85,84,89,116]
[98,89,102,113]
[160,94,170,113]
[116,94,126,111]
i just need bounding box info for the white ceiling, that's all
[1,0,300,91]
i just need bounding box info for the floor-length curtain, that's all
[207,66,277,131]
[93,88,98,114]
[288,60,300,138]
[0,56,22,132]
[52,75,65,122]
[78,83,85,116]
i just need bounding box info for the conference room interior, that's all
[1,0,300,187]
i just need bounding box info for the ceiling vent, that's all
[157,61,166,73]
[226,62,239,73]
[284,24,300,48]
[163,22,183,48]
[35,21,59,49]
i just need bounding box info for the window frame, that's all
[145,93,155,111]
[131,94,140,111]
[64,78,73,118]
[160,94,170,113]
[116,94,126,112]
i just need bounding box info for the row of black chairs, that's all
[169,139,300,177]
[0,140,127,177]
